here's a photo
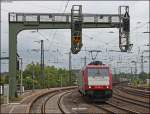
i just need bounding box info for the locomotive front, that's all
[78,61,112,101]
[86,65,112,100]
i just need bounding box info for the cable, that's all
[131,22,148,32]
[47,0,70,64]
[47,0,70,51]
[37,31,49,41]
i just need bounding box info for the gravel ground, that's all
[62,88,150,114]
[62,89,108,113]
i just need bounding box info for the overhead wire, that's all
[83,32,119,52]
[47,0,70,51]
[2,2,69,66]
[47,0,70,64]
[2,1,149,70]
[1,2,70,64]
[131,22,149,32]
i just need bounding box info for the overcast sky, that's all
[0,1,149,73]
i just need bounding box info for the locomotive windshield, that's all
[88,68,109,77]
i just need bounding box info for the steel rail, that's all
[113,89,150,108]
[94,104,116,114]
[57,91,72,114]
[105,102,140,114]
[41,92,59,114]
[27,86,77,114]
[113,93,150,108]
[117,86,150,98]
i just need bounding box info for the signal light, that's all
[71,35,82,54]
[73,36,81,44]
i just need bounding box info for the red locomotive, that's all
[78,61,112,101]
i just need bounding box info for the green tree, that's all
[22,62,76,89]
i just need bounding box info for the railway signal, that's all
[71,5,83,54]
[119,6,132,52]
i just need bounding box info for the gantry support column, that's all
[9,24,18,98]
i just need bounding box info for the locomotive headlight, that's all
[107,86,109,88]
[89,86,91,88]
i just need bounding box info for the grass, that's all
[9,96,23,103]
[0,95,4,104]
[0,95,24,104]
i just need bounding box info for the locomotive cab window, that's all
[88,68,109,77]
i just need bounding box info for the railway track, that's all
[28,87,76,114]
[117,86,150,98]
[95,102,140,114]
[109,97,149,113]
[57,91,72,114]
[113,93,150,108]
[109,85,150,113]
[115,86,149,102]
[41,92,59,114]
[127,85,150,91]
[92,84,149,114]
[48,87,149,114]
[64,89,140,114]
[26,85,149,114]
[113,87,149,106]
[41,90,71,114]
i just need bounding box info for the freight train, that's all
[77,61,112,101]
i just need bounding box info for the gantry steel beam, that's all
[9,5,131,98]
[9,13,122,28]
[0,57,9,60]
